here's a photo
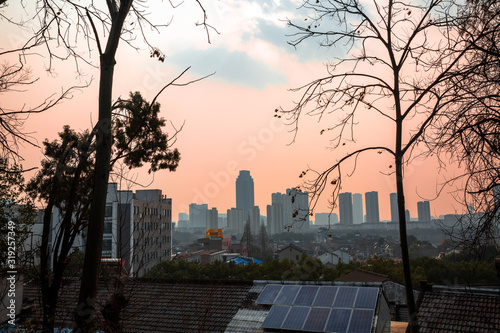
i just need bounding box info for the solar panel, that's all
[347,309,374,333]
[261,305,290,329]
[294,285,319,306]
[312,286,338,307]
[325,308,352,333]
[354,287,379,309]
[281,306,310,331]
[274,285,301,305]
[303,307,331,332]
[256,284,282,304]
[333,286,358,308]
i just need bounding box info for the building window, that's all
[103,222,112,234]
[105,205,113,217]
[103,239,112,252]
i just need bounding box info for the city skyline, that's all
[5,1,465,223]
[176,179,441,225]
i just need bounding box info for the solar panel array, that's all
[257,284,379,333]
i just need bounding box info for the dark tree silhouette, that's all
[27,91,183,332]
[10,1,215,330]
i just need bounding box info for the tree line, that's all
[143,255,499,289]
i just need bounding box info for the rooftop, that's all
[417,282,500,332]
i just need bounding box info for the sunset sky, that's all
[2,0,467,222]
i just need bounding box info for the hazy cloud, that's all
[169,47,288,89]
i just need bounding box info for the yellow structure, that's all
[206,229,223,238]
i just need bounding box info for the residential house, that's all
[277,243,307,263]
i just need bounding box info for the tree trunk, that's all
[396,155,418,332]
[74,55,114,333]
[74,3,132,330]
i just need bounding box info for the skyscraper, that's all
[189,203,208,228]
[365,191,380,223]
[417,201,431,222]
[352,193,363,224]
[206,207,218,230]
[227,207,244,234]
[390,192,399,222]
[268,189,310,232]
[339,192,353,225]
[236,170,255,221]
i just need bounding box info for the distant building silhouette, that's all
[365,191,380,223]
[315,212,338,225]
[236,170,255,221]
[267,188,310,232]
[405,209,411,222]
[267,192,284,235]
[352,193,363,224]
[189,203,208,229]
[207,207,218,230]
[417,201,431,222]
[227,207,244,235]
[249,206,261,234]
[339,192,353,225]
[390,193,399,222]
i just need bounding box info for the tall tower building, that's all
[417,201,431,222]
[352,193,363,224]
[227,207,244,235]
[390,193,399,222]
[339,192,353,225]
[189,203,208,228]
[268,189,310,233]
[249,206,261,234]
[267,192,284,235]
[286,188,310,231]
[206,207,218,230]
[236,170,255,221]
[365,191,380,223]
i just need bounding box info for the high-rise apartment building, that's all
[189,203,208,229]
[417,201,431,222]
[249,206,261,234]
[365,191,380,223]
[352,193,363,224]
[314,213,338,225]
[339,192,353,225]
[104,183,173,277]
[390,193,398,222]
[268,189,310,233]
[207,207,218,230]
[227,207,244,235]
[267,192,284,236]
[236,170,255,221]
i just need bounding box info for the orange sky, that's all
[2,0,468,223]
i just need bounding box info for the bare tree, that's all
[279,1,484,331]
[429,0,500,253]
[0,16,85,166]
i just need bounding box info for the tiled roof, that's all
[417,286,500,332]
[335,269,389,283]
[277,243,306,254]
[20,279,254,333]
